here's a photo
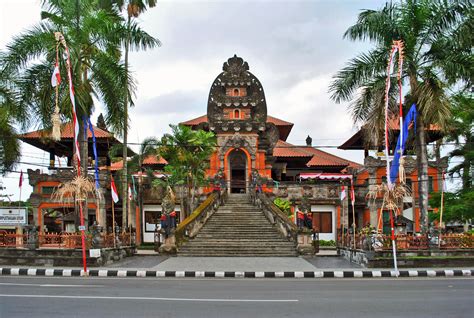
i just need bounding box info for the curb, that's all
[1,268,473,278]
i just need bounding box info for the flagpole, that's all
[112,199,116,248]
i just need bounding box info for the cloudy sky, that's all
[1,0,384,199]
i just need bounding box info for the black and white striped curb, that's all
[1,268,473,278]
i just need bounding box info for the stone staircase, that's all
[178,194,298,257]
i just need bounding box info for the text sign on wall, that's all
[0,208,27,225]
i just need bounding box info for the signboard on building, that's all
[0,208,27,225]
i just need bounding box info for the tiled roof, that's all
[302,147,353,167]
[181,115,293,127]
[143,155,167,165]
[21,122,113,139]
[100,155,167,171]
[273,140,313,157]
[273,140,361,168]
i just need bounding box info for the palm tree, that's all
[158,125,216,216]
[100,0,160,229]
[329,0,472,233]
[447,92,473,190]
[2,0,139,230]
[0,57,25,175]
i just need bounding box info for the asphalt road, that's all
[0,276,473,318]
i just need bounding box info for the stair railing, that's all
[251,190,298,243]
[174,189,228,247]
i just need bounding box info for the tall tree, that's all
[329,0,473,233]
[100,0,160,229]
[447,92,474,190]
[0,56,25,175]
[2,0,137,228]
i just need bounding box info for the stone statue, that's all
[90,221,104,248]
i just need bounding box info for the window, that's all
[312,212,332,233]
[233,109,241,119]
[42,186,55,195]
[145,210,161,232]
[233,88,240,96]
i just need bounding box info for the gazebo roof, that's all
[19,122,135,157]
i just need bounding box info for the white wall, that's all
[142,205,181,243]
[142,205,161,243]
[311,205,336,241]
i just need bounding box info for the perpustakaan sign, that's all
[0,208,27,225]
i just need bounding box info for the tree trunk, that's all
[121,16,131,230]
[415,116,429,234]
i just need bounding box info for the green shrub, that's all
[318,240,336,247]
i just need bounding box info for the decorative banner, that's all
[54,32,81,172]
[86,117,100,190]
[383,40,404,187]
[389,104,417,184]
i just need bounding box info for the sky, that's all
[1,0,387,200]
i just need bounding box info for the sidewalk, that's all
[1,255,473,279]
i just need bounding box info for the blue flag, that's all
[390,104,417,184]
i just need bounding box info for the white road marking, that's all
[0,294,298,302]
[0,283,103,287]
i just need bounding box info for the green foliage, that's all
[157,125,216,214]
[318,240,336,247]
[429,189,474,223]
[273,198,291,216]
[447,92,474,190]
[329,0,473,232]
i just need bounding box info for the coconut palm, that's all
[100,0,160,229]
[3,0,133,174]
[0,57,25,175]
[329,0,473,233]
[158,125,216,216]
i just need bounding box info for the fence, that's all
[339,233,473,251]
[0,231,134,249]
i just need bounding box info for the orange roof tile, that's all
[273,140,361,168]
[143,155,167,165]
[21,122,113,139]
[273,140,313,157]
[303,147,354,167]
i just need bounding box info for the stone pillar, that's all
[368,167,378,227]
[98,188,107,227]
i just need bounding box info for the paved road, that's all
[0,276,472,318]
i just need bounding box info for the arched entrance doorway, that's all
[228,149,248,193]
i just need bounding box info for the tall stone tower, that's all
[206,55,279,193]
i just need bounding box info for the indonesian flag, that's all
[340,184,346,201]
[51,62,61,87]
[128,184,133,201]
[111,176,119,203]
[19,171,23,188]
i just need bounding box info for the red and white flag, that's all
[128,184,133,201]
[51,62,61,87]
[19,170,23,188]
[340,184,346,201]
[111,176,119,203]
